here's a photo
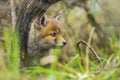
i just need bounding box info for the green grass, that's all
[0,27,120,80]
[0,27,20,80]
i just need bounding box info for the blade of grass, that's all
[85,27,95,73]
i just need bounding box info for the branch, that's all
[64,0,103,39]
[77,39,101,63]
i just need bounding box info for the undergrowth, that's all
[0,27,119,80]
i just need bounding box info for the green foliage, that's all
[0,27,120,80]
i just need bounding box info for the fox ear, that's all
[39,15,47,26]
[54,15,61,21]
[54,10,64,21]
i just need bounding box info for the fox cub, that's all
[26,15,66,66]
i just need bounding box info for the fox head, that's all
[32,15,67,50]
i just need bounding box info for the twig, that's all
[10,0,16,28]
[77,39,101,63]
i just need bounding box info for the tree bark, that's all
[16,0,61,67]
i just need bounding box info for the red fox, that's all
[25,15,66,66]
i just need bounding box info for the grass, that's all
[0,27,20,80]
[0,27,120,80]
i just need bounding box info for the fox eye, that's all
[50,32,57,37]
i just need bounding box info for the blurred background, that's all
[0,0,120,60]
[0,0,120,79]
[0,0,120,63]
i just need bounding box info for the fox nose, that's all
[63,41,67,46]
